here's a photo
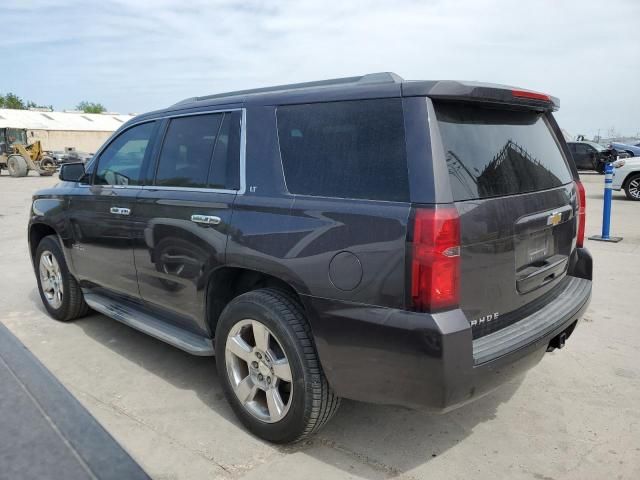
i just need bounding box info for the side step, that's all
[84,293,215,356]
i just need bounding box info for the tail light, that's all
[511,89,551,102]
[410,206,460,312]
[575,180,586,247]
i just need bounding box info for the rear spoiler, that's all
[402,80,560,111]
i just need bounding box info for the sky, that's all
[3,0,639,139]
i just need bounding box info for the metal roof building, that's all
[0,109,135,153]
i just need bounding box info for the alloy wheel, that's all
[39,250,64,309]
[629,178,640,199]
[225,319,293,423]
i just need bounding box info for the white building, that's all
[0,109,135,153]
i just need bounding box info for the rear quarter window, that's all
[276,99,409,202]
[435,102,573,201]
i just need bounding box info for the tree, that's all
[77,101,106,114]
[26,100,53,110]
[0,93,27,109]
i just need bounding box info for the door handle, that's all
[191,214,221,225]
[110,207,131,216]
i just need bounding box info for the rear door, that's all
[132,109,243,335]
[433,101,577,338]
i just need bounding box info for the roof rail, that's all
[172,72,403,106]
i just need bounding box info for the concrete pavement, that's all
[1,170,639,479]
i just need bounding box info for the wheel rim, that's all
[629,179,640,199]
[39,251,64,309]
[225,319,293,423]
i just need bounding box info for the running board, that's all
[84,293,215,356]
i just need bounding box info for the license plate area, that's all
[514,205,573,294]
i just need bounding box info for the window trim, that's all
[84,108,247,195]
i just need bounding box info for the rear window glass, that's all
[435,103,572,201]
[277,99,409,202]
[153,112,242,190]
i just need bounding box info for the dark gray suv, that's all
[28,73,592,443]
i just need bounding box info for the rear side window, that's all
[155,111,241,190]
[435,103,573,201]
[277,99,409,202]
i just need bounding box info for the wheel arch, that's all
[206,267,306,338]
[28,221,77,277]
[622,170,640,189]
[29,223,58,262]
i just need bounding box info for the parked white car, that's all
[612,157,640,200]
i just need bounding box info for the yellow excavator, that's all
[0,127,56,177]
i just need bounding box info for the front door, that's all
[132,110,243,335]
[573,143,593,169]
[68,121,158,299]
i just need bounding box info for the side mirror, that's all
[59,162,86,182]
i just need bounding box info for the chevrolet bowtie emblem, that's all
[547,212,562,226]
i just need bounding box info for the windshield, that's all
[589,142,607,152]
[6,128,27,145]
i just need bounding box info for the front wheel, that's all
[624,173,640,201]
[35,235,89,321]
[7,155,28,177]
[215,289,340,443]
[38,156,57,176]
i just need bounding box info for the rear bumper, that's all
[303,250,592,412]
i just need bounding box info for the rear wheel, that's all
[38,156,56,176]
[7,155,28,177]
[35,235,89,321]
[624,173,640,201]
[215,288,340,443]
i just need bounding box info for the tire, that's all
[38,156,56,176]
[35,235,89,321]
[624,173,640,201]
[7,155,28,177]
[215,288,340,443]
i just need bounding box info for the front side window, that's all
[95,122,156,186]
[276,99,409,202]
[575,144,588,155]
[154,111,242,190]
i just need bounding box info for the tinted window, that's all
[95,122,155,186]
[435,103,572,201]
[208,111,241,190]
[277,99,409,202]
[155,114,222,188]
